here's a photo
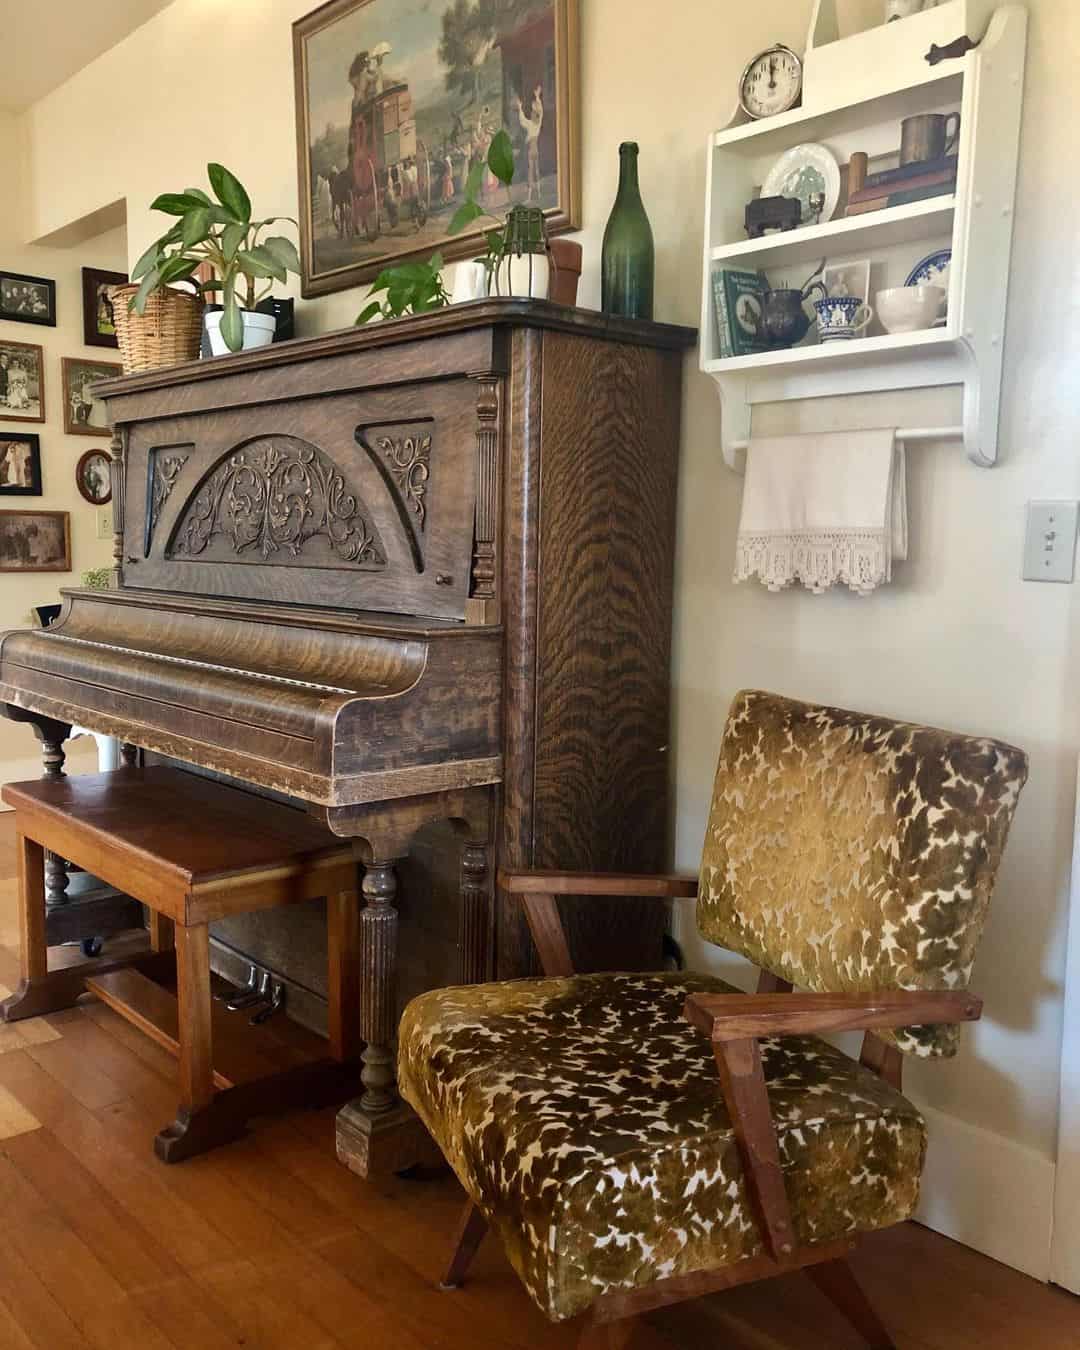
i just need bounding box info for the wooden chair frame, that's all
[438,869,983,1349]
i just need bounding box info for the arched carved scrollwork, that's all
[167,437,386,567]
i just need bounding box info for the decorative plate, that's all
[762,143,841,226]
[906,248,951,323]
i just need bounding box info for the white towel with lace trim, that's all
[734,429,907,595]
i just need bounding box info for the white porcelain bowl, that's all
[875,285,945,334]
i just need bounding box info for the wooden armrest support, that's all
[684,990,982,1043]
[499,869,698,898]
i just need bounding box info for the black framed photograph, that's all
[0,271,56,327]
[62,357,120,436]
[0,509,70,572]
[0,433,42,496]
[82,267,127,348]
[75,448,112,505]
[0,339,46,424]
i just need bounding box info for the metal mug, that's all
[761,280,827,347]
[900,112,961,166]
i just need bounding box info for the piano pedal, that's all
[223,967,270,1012]
[215,962,258,1006]
[250,979,286,1025]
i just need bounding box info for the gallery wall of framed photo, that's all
[0,224,127,624]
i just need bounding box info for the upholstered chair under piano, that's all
[397,689,1029,1348]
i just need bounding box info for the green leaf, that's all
[180,206,211,248]
[465,159,485,200]
[220,280,244,352]
[207,162,251,223]
[184,187,212,205]
[355,300,384,325]
[156,256,199,285]
[448,200,483,235]
[238,246,286,284]
[197,278,224,293]
[487,129,514,186]
[130,267,161,315]
[130,240,162,282]
[261,235,301,275]
[221,222,246,261]
[151,191,209,216]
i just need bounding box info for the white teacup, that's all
[875,284,945,334]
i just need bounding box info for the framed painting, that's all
[62,357,121,437]
[0,271,56,327]
[293,0,580,296]
[0,510,70,572]
[82,267,128,348]
[0,434,42,496]
[0,339,46,424]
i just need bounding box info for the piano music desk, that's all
[0,766,362,1162]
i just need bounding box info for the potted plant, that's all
[357,130,545,323]
[129,163,301,355]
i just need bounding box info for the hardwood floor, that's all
[0,814,1076,1349]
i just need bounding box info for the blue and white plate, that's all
[906,249,951,324]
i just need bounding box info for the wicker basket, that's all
[108,283,204,374]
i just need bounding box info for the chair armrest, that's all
[684,990,982,1043]
[499,869,698,898]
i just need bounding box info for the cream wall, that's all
[13,0,1079,1278]
[0,112,125,783]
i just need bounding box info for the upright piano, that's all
[0,299,696,1174]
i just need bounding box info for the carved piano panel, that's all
[123,381,476,620]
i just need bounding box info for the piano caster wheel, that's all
[81,937,104,958]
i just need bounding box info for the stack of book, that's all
[712,269,772,360]
[845,155,958,217]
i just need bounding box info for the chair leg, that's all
[806,1259,897,1349]
[439,1201,488,1289]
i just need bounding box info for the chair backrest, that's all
[698,690,1028,1057]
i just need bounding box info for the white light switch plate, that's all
[96,507,113,540]
[1023,501,1078,583]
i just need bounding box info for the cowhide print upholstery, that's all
[699,691,1028,1057]
[399,971,926,1323]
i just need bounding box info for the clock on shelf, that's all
[738,44,804,120]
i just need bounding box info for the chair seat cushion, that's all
[399,971,927,1322]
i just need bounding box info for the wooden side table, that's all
[0,767,361,1162]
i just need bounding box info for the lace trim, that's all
[734,527,892,596]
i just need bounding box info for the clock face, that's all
[740,46,803,119]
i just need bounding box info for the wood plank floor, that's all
[0,815,1076,1348]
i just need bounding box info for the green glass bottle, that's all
[601,142,655,321]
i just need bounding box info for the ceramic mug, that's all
[900,112,961,166]
[814,296,873,342]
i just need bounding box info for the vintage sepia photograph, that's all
[62,356,120,436]
[0,509,70,571]
[82,267,128,348]
[0,433,43,496]
[0,270,56,327]
[293,0,579,294]
[0,339,46,424]
[75,447,113,505]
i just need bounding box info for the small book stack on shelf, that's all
[845,154,958,217]
[712,269,772,360]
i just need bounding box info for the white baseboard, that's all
[915,1100,1055,1281]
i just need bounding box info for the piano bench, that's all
[0,767,362,1162]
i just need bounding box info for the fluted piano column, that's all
[357,861,399,1115]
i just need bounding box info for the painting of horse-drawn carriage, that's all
[293,0,580,297]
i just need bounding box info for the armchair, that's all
[397,690,1028,1348]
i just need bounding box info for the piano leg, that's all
[332,790,495,1181]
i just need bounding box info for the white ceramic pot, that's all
[487,251,550,300]
[875,284,945,334]
[203,307,277,356]
[451,261,489,305]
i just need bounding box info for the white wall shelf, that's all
[709,196,957,269]
[700,1,1027,470]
